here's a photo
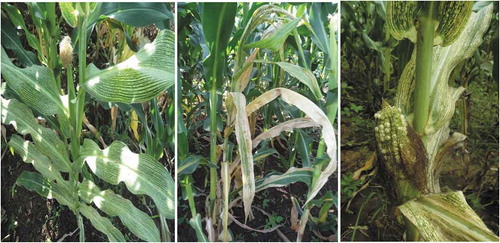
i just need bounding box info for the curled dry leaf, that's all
[246,88,337,205]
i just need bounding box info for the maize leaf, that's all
[84,29,174,104]
[99,3,172,28]
[394,4,493,166]
[189,214,208,242]
[245,17,301,52]
[1,19,37,67]
[16,171,76,209]
[274,62,323,100]
[8,135,62,182]
[1,3,40,53]
[232,48,259,92]
[78,203,126,242]
[255,167,314,192]
[1,98,71,172]
[235,4,292,69]
[1,48,66,116]
[230,92,255,222]
[246,88,336,205]
[79,179,160,242]
[387,2,473,46]
[386,2,418,42]
[79,139,175,219]
[201,2,237,89]
[253,147,278,162]
[178,154,203,175]
[296,130,312,167]
[435,2,473,46]
[252,118,319,149]
[399,191,499,241]
[59,3,78,27]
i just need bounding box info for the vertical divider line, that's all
[174,1,178,242]
[336,1,342,241]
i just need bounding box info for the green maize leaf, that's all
[201,2,237,89]
[57,108,72,138]
[274,61,322,100]
[99,3,172,28]
[59,3,78,27]
[255,167,313,192]
[84,29,175,104]
[78,203,126,242]
[1,98,72,172]
[398,191,499,241]
[16,171,77,209]
[189,214,208,242]
[16,171,51,198]
[328,13,339,90]
[244,17,301,52]
[253,147,278,162]
[295,130,311,167]
[79,139,175,219]
[234,4,292,69]
[1,48,66,116]
[1,18,38,67]
[178,154,203,175]
[8,135,62,182]
[79,179,160,242]
[230,92,255,222]
[1,3,41,54]
[308,3,329,54]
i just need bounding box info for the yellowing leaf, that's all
[130,110,140,141]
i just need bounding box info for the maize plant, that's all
[178,2,338,241]
[1,2,174,241]
[372,1,499,241]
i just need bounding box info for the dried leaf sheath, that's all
[230,92,255,222]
